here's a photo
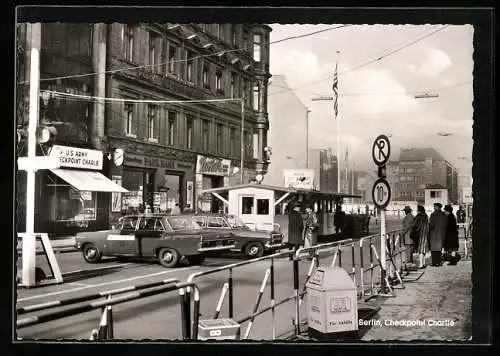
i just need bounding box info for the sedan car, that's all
[75,214,235,268]
[192,213,284,258]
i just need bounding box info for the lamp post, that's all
[306,108,311,169]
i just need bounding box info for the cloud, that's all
[408,47,453,78]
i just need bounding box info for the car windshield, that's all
[166,216,202,231]
[226,215,250,229]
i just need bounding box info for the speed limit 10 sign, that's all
[372,178,391,209]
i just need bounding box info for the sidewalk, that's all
[360,257,472,341]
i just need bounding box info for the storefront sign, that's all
[50,145,103,170]
[462,187,472,203]
[111,176,122,212]
[124,153,192,171]
[186,181,194,208]
[196,155,231,176]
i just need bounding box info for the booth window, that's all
[257,199,269,215]
[241,196,254,214]
[52,187,97,223]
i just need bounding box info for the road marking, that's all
[63,262,134,275]
[68,282,90,287]
[17,267,197,302]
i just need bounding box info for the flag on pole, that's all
[332,62,339,119]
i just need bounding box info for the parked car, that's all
[75,214,235,268]
[192,213,285,258]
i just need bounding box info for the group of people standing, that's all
[402,202,462,269]
[287,202,319,260]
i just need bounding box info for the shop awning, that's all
[49,169,129,193]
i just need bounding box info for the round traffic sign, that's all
[372,178,391,209]
[372,134,391,166]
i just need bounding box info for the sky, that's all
[268,24,474,172]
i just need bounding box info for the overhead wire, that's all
[268,24,452,97]
[18,24,352,85]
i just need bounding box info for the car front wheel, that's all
[158,247,180,268]
[244,242,265,259]
[82,243,102,263]
[186,255,206,266]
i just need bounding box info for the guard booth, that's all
[200,183,361,237]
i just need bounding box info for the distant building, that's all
[457,166,473,204]
[320,148,339,193]
[265,75,308,186]
[424,184,448,206]
[354,170,378,203]
[388,148,458,204]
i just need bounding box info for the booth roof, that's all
[200,183,361,199]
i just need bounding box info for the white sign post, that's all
[372,135,392,294]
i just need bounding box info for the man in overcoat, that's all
[428,202,448,266]
[288,202,304,261]
[402,206,415,265]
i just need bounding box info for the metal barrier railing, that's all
[16,277,180,315]
[17,281,201,340]
[185,249,293,340]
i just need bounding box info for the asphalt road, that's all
[16,219,404,341]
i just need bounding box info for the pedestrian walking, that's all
[414,205,429,269]
[456,205,466,224]
[428,202,448,266]
[287,202,304,261]
[402,206,415,265]
[303,205,318,249]
[443,204,461,265]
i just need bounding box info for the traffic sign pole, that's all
[372,134,392,294]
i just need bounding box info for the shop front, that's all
[108,151,196,224]
[195,155,232,213]
[37,145,128,236]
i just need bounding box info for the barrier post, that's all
[380,208,387,293]
[369,236,374,295]
[351,242,356,286]
[228,269,234,318]
[243,268,270,339]
[293,258,300,335]
[388,233,394,280]
[338,245,343,267]
[192,288,200,340]
[270,258,276,340]
[359,239,365,297]
[106,295,113,339]
[183,288,191,339]
[213,282,229,319]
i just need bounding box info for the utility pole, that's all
[23,23,41,286]
[306,108,311,169]
[240,96,245,184]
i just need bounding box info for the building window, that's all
[186,51,194,83]
[241,196,254,215]
[257,199,269,215]
[123,24,134,61]
[253,133,259,159]
[253,33,262,62]
[230,127,236,156]
[147,105,157,140]
[242,29,249,53]
[168,111,176,146]
[231,25,237,46]
[125,103,134,135]
[149,32,157,72]
[230,73,235,98]
[168,44,176,74]
[203,64,210,89]
[216,123,223,153]
[202,120,210,151]
[216,72,223,92]
[186,116,193,149]
[253,84,260,110]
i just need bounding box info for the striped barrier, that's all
[17,281,201,340]
[16,277,180,315]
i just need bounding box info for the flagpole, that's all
[335,51,341,194]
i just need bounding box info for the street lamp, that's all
[285,156,302,167]
[306,108,311,169]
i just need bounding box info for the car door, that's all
[106,216,139,256]
[136,216,165,257]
